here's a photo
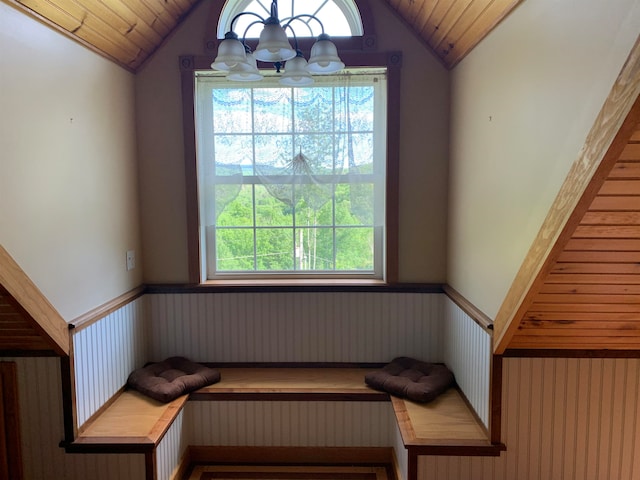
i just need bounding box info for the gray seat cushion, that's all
[127,356,221,403]
[364,357,455,403]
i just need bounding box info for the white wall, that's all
[447,0,640,318]
[135,0,449,283]
[0,3,142,321]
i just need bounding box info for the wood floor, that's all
[187,465,390,480]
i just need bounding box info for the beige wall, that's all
[0,3,142,320]
[447,0,640,318]
[135,0,449,283]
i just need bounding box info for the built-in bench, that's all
[66,287,498,480]
[67,390,188,453]
[66,367,503,479]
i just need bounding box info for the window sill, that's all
[145,281,444,294]
[202,278,388,287]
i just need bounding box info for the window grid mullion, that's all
[332,85,338,271]
[251,87,258,271]
[291,87,298,271]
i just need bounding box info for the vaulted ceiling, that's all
[5,0,640,354]
[4,0,522,71]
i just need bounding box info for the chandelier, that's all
[211,0,345,86]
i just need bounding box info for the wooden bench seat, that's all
[67,367,501,459]
[191,367,388,401]
[67,390,188,453]
[392,391,503,455]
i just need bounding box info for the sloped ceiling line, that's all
[5,0,523,71]
[493,37,640,353]
[385,0,523,68]
[0,245,70,356]
[5,0,201,71]
[510,113,640,350]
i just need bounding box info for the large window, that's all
[195,69,387,280]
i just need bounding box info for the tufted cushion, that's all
[127,357,221,403]
[364,357,455,403]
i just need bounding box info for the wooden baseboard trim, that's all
[145,283,444,294]
[503,349,640,358]
[187,446,396,466]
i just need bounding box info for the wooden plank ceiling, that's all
[510,118,640,350]
[5,0,200,71]
[5,0,523,71]
[385,0,522,68]
[0,286,58,354]
[8,0,639,354]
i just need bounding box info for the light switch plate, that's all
[126,250,135,271]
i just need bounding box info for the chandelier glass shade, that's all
[227,49,264,81]
[211,0,345,85]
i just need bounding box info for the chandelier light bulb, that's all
[211,32,247,71]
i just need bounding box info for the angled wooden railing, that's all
[0,245,69,356]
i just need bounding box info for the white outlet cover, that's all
[126,250,135,271]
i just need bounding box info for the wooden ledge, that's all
[191,367,388,401]
[66,390,188,453]
[392,390,505,456]
[64,368,503,459]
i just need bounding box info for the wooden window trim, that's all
[0,362,23,480]
[180,51,402,285]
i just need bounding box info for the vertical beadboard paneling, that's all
[187,401,394,447]
[73,297,148,426]
[393,421,408,480]
[156,409,188,480]
[6,357,66,479]
[418,357,640,480]
[65,453,146,480]
[0,357,145,480]
[442,297,491,427]
[149,292,444,363]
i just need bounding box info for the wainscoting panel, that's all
[0,356,145,480]
[73,297,148,427]
[393,421,408,480]
[418,357,640,480]
[187,401,395,447]
[2,357,65,479]
[156,408,189,480]
[442,297,491,427]
[148,292,444,363]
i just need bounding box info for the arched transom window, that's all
[218,0,364,40]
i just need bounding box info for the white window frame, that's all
[194,69,388,280]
